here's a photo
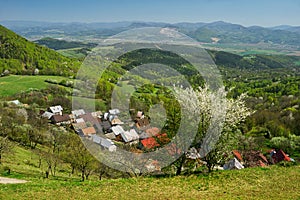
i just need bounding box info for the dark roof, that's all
[271,149,291,164]
[50,114,70,123]
[101,120,112,132]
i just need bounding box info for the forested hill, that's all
[208,50,300,70]
[35,37,97,50]
[0,25,80,76]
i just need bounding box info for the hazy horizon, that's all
[0,0,299,27]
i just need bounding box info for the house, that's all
[232,150,243,162]
[75,118,85,123]
[186,147,201,160]
[243,150,269,167]
[71,109,85,118]
[79,113,102,133]
[111,125,125,136]
[223,158,244,170]
[136,111,144,119]
[139,131,152,139]
[50,114,71,125]
[120,129,139,143]
[136,118,150,129]
[81,127,96,136]
[72,122,87,133]
[8,100,21,106]
[270,149,291,164]
[91,135,117,152]
[145,127,160,136]
[109,109,120,115]
[48,105,63,115]
[105,132,116,140]
[101,120,112,133]
[111,118,124,126]
[91,111,102,118]
[141,137,160,149]
[41,111,54,119]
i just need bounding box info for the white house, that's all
[48,105,63,115]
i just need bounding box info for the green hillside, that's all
[0,25,80,76]
[35,37,97,50]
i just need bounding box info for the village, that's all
[40,104,170,154]
[38,103,296,171]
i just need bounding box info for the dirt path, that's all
[0,177,28,184]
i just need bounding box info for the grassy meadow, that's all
[0,165,299,199]
[0,75,71,97]
[0,145,299,200]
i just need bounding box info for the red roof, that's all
[232,150,243,161]
[141,137,160,149]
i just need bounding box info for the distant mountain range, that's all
[0,20,299,48]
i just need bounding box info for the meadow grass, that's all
[0,75,70,97]
[1,145,299,200]
[0,165,299,200]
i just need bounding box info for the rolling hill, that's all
[2,20,300,49]
[0,25,80,76]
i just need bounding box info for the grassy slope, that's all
[0,75,70,97]
[0,166,299,199]
[0,144,299,200]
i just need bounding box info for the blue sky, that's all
[0,0,299,27]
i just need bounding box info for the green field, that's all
[0,145,299,200]
[1,166,299,199]
[0,75,71,97]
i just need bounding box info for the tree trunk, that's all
[176,155,186,176]
[81,169,85,182]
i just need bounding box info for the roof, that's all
[271,149,291,163]
[223,158,244,170]
[105,132,116,140]
[79,113,102,132]
[91,111,102,118]
[72,122,87,131]
[112,125,125,136]
[71,109,85,117]
[109,109,120,115]
[49,105,63,113]
[101,120,112,131]
[81,127,96,136]
[139,131,152,139]
[121,129,139,143]
[111,118,124,125]
[8,100,21,105]
[41,111,54,119]
[79,113,97,124]
[145,127,160,136]
[50,114,70,123]
[136,111,144,118]
[91,135,116,152]
[232,150,243,161]
[136,118,150,128]
[141,137,160,149]
[75,118,85,123]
